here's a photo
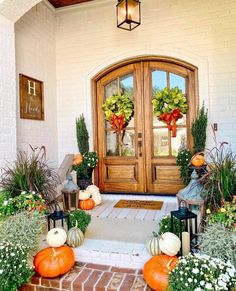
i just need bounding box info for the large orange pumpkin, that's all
[79,198,95,210]
[191,153,205,167]
[34,246,75,278]
[143,255,178,291]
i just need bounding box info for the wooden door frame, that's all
[92,56,199,189]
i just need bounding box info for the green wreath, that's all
[152,87,188,118]
[102,94,134,123]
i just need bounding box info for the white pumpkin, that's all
[79,190,91,200]
[86,185,102,206]
[159,232,181,256]
[146,232,160,256]
[46,228,67,247]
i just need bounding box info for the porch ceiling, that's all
[48,0,93,8]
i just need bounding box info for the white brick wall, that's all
[15,2,58,165]
[12,0,236,167]
[55,0,236,163]
[0,15,16,168]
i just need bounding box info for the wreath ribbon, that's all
[159,109,183,137]
[109,113,126,132]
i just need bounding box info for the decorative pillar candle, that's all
[182,232,190,256]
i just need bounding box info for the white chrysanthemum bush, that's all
[168,253,236,291]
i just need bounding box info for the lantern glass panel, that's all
[117,0,126,25]
[127,0,140,23]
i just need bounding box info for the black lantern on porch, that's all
[117,0,141,31]
[170,201,198,256]
[47,204,70,231]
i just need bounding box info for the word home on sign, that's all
[19,74,44,120]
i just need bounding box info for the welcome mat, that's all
[114,199,163,210]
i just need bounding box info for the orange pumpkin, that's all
[191,153,205,167]
[34,246,75,278]
[79,198,95,210]
[73,154,83,166]
[143,255,178,291]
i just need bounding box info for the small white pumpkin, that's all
[86,185,99,193]
[86,185,102,206]
[79,190,91,201]
[67,221,84,248]
[159,232,181,256]
[146,232,160,256]
[46,228,67,247]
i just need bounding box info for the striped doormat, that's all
[114,199,163,210]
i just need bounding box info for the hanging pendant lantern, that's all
[117,0,141,31]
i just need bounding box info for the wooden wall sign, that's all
[19,74,44,120]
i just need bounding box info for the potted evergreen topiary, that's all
[73,114,98,189]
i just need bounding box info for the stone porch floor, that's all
[20,262,153,291]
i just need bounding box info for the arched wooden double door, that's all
[94,58,198,194]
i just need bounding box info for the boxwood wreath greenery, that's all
[152,87,188,137]
[102,94,134,156]
[102,94,134,132]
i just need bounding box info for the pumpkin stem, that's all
[152,231,159,238]
[167,258,175,271]
[75,220,78,228]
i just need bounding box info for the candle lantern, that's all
[61,174,79,211]
[47,204,70,231]
[117,0,141,31]
[171,201,198,256]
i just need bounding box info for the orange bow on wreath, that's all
[109,113,126,132]
[159,109,183,137]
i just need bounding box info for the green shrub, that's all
[76,114,89,155]
[158,215,184,236]
[191,103,208,153]
[206,197,236,228]
[69,209,91,233]
[176,149,193,185]
[0,211,45,254]
[0,241,34,291]
[200,223,236,267]
[0,191,15,220]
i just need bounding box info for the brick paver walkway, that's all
[20,262,153,291]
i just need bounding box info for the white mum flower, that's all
[3,200,8,206]
[205,283,212,289]
[194,288,202,291]
[200,281,205,286]
[0,270,3,274]
[188,278,193,283]
[192,268,199,274]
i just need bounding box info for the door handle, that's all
[138,140,142,157]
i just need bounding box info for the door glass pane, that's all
[106,130,135,157]
[152,70,167,94]
[120,74,134,100]
[105,79,118,99]
[171,128,187,156]
[170,73,186,94]
[120,74,135,127]
[152,70,167,126]
[153,128,169,157]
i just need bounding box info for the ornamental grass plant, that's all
[0,146,59,206]
[201,142,236,210]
